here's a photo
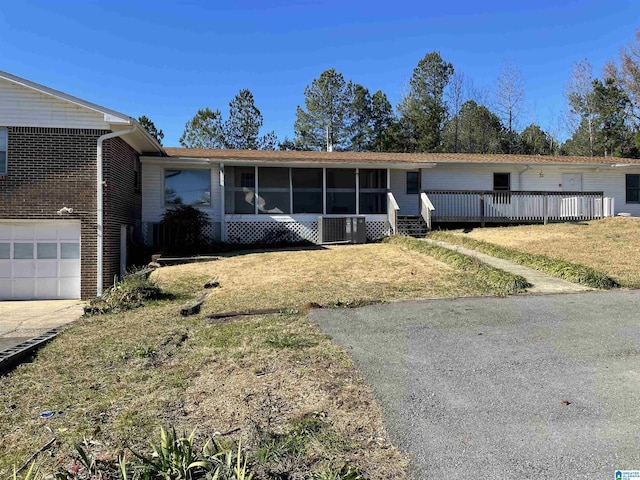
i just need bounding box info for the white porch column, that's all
[254,165,259,215]
[355,168,360,214]
[220,163,226,242]
[322,168,327,215]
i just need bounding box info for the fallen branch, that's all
[205,307,283,320]
[204,277,220,289]
[180,293,210,316]
[16,438,56,474]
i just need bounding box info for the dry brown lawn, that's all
[152,242,496,315]
[0,306,408,478]
[2,242,500,479]
[450,217,640,288]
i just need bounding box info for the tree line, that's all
[139,28,640,158]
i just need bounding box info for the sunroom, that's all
[140,153,430,245]
[223,165,394,244]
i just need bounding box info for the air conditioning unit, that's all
[317,216,366,244]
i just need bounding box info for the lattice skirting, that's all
[366,221,392,241]
[226,221,318,244]
[143,220,390,246]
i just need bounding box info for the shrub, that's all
[85,269,164,315]
[161,205,211,254]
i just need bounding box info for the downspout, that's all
[96,125,136,296]
[518,165,530,190]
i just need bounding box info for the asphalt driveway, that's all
[311,290,640,479]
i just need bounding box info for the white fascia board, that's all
[431,161,635,168]
[142,157,436,169]
[140,156,216,167]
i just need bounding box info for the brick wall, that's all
[102,137,141,287]
[0,127,107,299]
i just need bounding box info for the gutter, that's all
[96,125,136,296]
[518,165,531,190]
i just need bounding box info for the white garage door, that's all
[0,221,81,300]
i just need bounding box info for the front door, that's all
[562,174,582,192]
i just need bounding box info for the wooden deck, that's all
[424,190,614,225]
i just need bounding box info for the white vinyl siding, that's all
[0,78,112,130]
[423,164,640,216]
[142,162,221,223]
[390,169,419,215]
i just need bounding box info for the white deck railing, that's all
[387,191,400,234]
[420,192,435,230]
[425,190,614,224]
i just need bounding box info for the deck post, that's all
[543,193,548,225]
[479,195,485,227]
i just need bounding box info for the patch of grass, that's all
[430,230,619,289]
[265,333,317,349]
[0,306,408,479]
[152,243,500,316]
[386,236,530,295]
[439,218,640,288]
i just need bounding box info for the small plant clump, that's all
[85,270,164,315]
[11,425,362,480]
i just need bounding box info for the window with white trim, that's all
[626,174,640,204]
[164,169,211,206]
[0,128,7,175]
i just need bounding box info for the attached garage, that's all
[0,221,81,300]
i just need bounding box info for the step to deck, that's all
[397,215,428,238]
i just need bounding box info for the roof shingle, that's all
[163,148,640,166]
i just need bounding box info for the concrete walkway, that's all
[423,238,591,294]
[0,300,83,351]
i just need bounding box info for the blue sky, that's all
[1,0,639,146]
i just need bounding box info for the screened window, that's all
[326,169,356,214]
[627,174,640,204]
[406,171,419,194]
[0,128,7,175]
[165,169,211,206]
[360,169,387,214]
[258,167,290,214]
[225,166,256,214]
[293,168,323,214]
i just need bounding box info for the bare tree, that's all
[565,59,596,156]
[605,29,640,127]
[494,61,526,153]
[446,71,466,152]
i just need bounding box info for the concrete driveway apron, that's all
[0,300,83,351]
